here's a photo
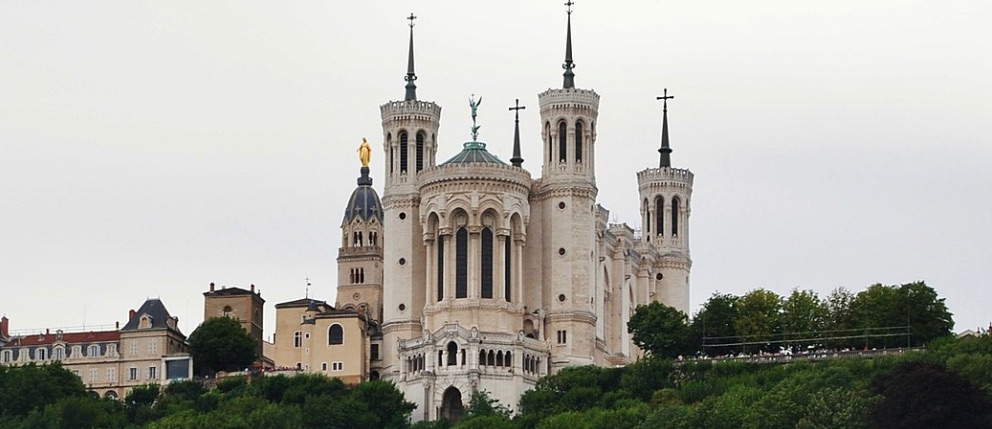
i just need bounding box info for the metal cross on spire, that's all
[562,1,576,88]
[509,99,526,167]
[404,13,418,101]
[656,88,675,167]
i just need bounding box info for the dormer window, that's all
[139,315,152,329]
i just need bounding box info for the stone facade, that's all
[0,299,192,399]
[327,11,694,422]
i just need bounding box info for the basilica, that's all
[329,8,693,421]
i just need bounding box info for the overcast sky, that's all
[2,1,990,339]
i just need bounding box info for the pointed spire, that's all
[509,99,526,167]
[562,2,576,89]
[657,88,675,167]
[404,13,418,101]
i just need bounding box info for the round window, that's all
[656,273,664,281]
[399,212,407,220]
[398,303,406,311]
[558,201,566,209]
[399,258,406,266]
[558,294,566,303]
[558,248,566,256]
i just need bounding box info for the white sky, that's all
[2,1,990,339]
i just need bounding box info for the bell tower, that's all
[380,13,441,379]
[535,3,600,370]
[637,89,692,314]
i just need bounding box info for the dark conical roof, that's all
[344,167,383,223]
[441,142,507,166]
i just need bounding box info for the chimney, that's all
[250,284,255,293]
[115,321,120,330]
[210,282,215,292]
[46,328,50,335]
[1,316,9,338]
[129,309,136,320]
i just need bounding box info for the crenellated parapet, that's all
[636,167,694,188]
[538,88,600,111]
[380,100,442,124]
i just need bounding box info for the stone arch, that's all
[557,120,568,162]
[441,386,465,423]
[398,130,409,173]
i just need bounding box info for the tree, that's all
[781,288,827,352]
[627,302,691,358]
[900,281,953,346]
[870,361,992,429]
[823,287,856,349]
[690,293,739,357]
[734,289,783,354]
[188,316,258,376]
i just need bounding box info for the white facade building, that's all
[334,9,693,421]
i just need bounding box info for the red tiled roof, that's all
[10,330,119,346]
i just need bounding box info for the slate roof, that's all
[121,298,179,332]
[344,167,383,223]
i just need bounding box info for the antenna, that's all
[305,277,311,299]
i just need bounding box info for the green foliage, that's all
[464,390,511,419]
[0,363,87,419]
[187,316,258,376]
[690,293,739,357]
[350,380,417,429]
[733,289,783,354]
[781,288,827,352]
[627,302,692,358]
[870,361,992,428]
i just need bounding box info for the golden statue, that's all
[358,137,372,167]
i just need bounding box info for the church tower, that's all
[637,89,692,314]
[380,14,442,377]
[336,156,384,322]
[533,4,601,370]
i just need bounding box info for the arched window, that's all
[479,350,487,366]
[558,121,567,162]
[481,227,493,299]
[487,350,495,366]
[545,122,552,163]
[36,348,47,361]
[399,132,409,173]
[437,235,445,301]
[447,342,458,366]
[575,121,583,162]
[504,237,512,302]
[655,196,665,237]
[496,350,503,367]
[505,351,512,368]
[455,227,468,298]
[644,199,650,234]
[671,196,680,236]
[328,324,344,345]
[358,231,363,247]
[416,132,425,172]
[88,344,100,357]
[53,346,65,361]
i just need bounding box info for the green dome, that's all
[440,141,507,166]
